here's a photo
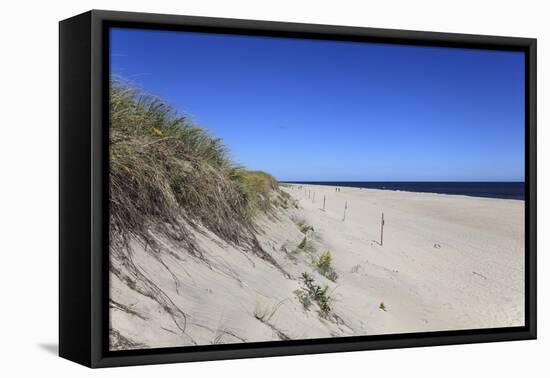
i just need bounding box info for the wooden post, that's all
[323,195,326,211]
[343,200,347,221]
[380,212,385,246]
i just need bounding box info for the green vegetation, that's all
[275,189,293,209]
[293,236,316,255]
[316,251,339,282]
[379,301,387,311]
[109,78,285,262]
[231,170,279,213]
[290,232,338,283]
[299,272,332,315]
[294,218,314,234]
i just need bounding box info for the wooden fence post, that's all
[343,200,347,221]
[380,212,385,246]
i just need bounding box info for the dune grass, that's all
[109,78,285,260]
[292,236,316,256]
[293,218,314,234]
[253,298,288,323]
[316,250,339,282]
[230,170,280,214]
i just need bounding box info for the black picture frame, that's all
[59,9,537,368]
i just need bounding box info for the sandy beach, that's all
[110,183,524,349]
[283,184,525,333]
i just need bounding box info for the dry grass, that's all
[109,78,286,266]
[253,298,288,323]
[293,217,313,234]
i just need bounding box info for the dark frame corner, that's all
[59,9,537,368]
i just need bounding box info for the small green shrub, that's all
[300,272,332,314]
[316,251,338,282]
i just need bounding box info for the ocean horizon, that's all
[281,181,525,200]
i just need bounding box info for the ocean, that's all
[283,182,525,200]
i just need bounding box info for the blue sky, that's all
[110,28,525,182]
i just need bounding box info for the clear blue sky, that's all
[111,28,525,182]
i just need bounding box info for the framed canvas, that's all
[59,10,537,368]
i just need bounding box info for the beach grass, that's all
[294,218,314,234]
[109,77,284,255]
[316,250,339,282]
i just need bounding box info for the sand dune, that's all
[110,184,524,349]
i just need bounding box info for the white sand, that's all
[110,184,524,349]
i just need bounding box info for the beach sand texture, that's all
[110,184,524,350]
